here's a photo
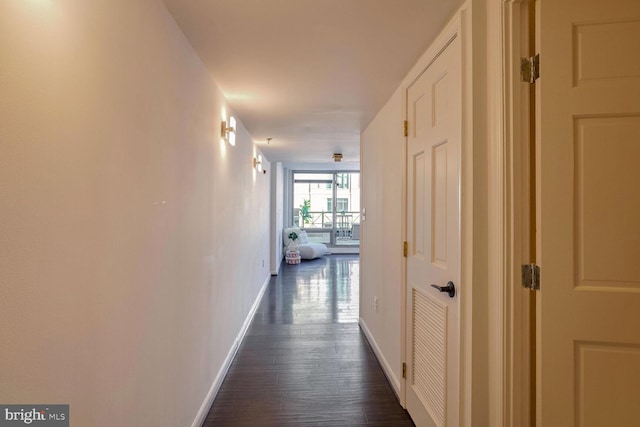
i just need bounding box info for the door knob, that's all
[430,281,456,298]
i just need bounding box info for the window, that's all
[327,198,348,212]
[336,173,350,189]
[292,171,360,247]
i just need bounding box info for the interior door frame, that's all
[486,0,533,426]
[400,4,473,422]
[399,2,533,425]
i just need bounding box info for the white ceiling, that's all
[162,0,462,165]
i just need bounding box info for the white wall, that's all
[270,162,284,274]
[359,87,404,394]
[0,1,271,426]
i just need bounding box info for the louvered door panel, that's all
[412,289,448,427]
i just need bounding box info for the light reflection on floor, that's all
[257,255,360,325]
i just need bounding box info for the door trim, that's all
[487,0,533,426]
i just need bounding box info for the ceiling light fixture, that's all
[221,116,236,146]
[332,153,343,162]
[266,137,272,145]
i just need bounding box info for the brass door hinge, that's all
[521,54,540,84]
[403,120,408,137]
[403,241,408,257]
[402,362,407,379]
[521,263,541,291]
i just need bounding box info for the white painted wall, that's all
[0,1,271,426]
[270,162,284,274]
[359,87,404,395]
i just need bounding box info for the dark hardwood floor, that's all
[202,255,414,426]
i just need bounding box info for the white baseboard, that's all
[358,318,402,402]
[191,275,271,427]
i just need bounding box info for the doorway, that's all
[291,171,361,249]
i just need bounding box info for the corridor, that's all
[203,255,414,426]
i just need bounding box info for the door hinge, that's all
[521,263,541,291]
[521,53,540,84]
[403,241,408,257]
[403,120,408,137]
[402,362,407,379]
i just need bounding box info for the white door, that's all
[406,33,461,427]
[537,0,640,425]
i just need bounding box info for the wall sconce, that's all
[221,116,236,146]
[253,154,263,173]
[332,153,343,162]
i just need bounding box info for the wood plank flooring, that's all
[202,255,414,426]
